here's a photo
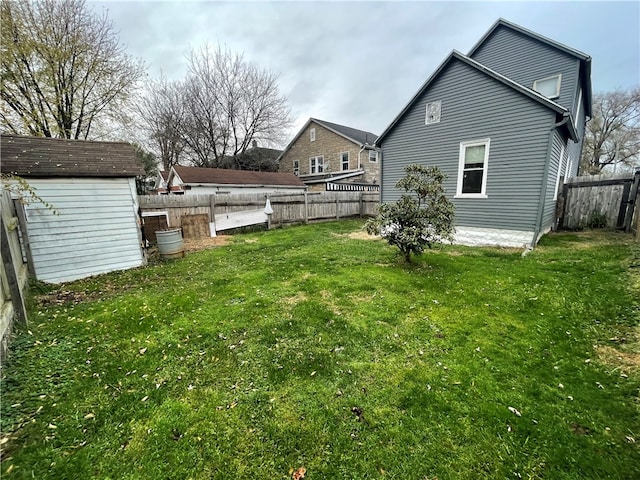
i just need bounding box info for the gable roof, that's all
[375,50,578,145]
[171,165,306,188]
[277,118,378,162]
[0,134,144,178]
[312,119,378,146]
[468,18,592,117]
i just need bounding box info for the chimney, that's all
[252,139,258,148]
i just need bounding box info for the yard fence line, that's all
[557,171,640,238]
[1,189,29,360]
[138,191,380,235]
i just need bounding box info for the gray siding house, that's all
[376,18,592,247]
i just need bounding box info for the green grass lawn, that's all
[1,220,639,479]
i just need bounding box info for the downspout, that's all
[358,144,366,170]
[531,113,571,249]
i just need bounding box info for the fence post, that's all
[359,192,364,218]
[1,215,27,326]
[336,194,340,220]
[557,183,570,230]
[623,170,640,232]
[13,201,35,276]
[304,192,309,224]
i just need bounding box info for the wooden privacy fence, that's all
[557,171,640,235]
[138,191,380,237]
[1,189,29,359]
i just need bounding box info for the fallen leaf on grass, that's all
[141,396,149,402]
[508,407,521,417]
[139,347,147,355]
[292,467,306,479]
[84,413,95,420]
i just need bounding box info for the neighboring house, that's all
[278,118,381,192]
[376,18,591,247]
[0,134,146,283]
[223,141,283,172]
[154,170,170,194]
[167,165,307,195]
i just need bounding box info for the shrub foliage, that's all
[366,164,455,262]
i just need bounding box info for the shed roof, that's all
[0,134,144,178]
[172,165,306,187]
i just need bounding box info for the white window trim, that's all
[554,142,566,201]
[309,155,324,174]
[455,138,490,199]
[293,159,299,176]
[310,128,316,142]
[340,152,349,171]
[369,150,378,163]
[425,100,442,125]
[533,73,562,99]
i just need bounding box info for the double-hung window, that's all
[369,150,378,163]
[310,155,324,174]
[341,152,349,171]
[456,139,490,198]
[293,160,299,176]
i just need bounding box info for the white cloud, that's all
[92,0,640,139]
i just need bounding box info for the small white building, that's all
[1,134,146,283]
[167,165,307,195]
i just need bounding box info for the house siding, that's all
[470,25,580,114]
[541,130,566,233]
[381,59,555,234]
[19,178,144,283]
[280,121,379,184]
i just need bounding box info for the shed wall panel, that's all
[21,178,144,283]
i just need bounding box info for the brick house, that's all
[278,118,381,192]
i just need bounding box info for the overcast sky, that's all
[91,0,640,141]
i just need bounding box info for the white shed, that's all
[1,134,146,284]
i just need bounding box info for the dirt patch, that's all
[38,290,92,306]
[346,231,379,241]
[183,235,232,252]
[596,344,640,372]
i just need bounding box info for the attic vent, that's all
[310,128,316,142]
[426,101,441,125]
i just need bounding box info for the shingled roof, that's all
[311,119,378,146]
[172,165,306,187]
[0,134,144,178]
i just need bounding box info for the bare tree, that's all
[580,87,640,174]
[0,0,145,139]
[181,44,292,167]
[137,78,187,171]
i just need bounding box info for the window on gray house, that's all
[533,74,562,99]
[456,139,490,197]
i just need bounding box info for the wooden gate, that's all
[557,171,640,231]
